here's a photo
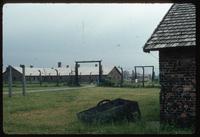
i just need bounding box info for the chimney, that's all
[58,62,61,68]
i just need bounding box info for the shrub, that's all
[99,79,116,87]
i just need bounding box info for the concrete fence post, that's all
[118,66,124,87]
[134,66,137,81]
[8,65,12,97]
[152,66,155,82]
[142,66,145,87]
[75,63,79,86]
[54,69,59,86]
[20,64,26,96]
[38,70,42,86]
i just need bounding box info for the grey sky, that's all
[3,3,172,74]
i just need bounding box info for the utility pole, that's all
[20,64,26,96]
[8,65,12,97]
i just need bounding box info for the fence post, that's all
[121,67,123,87]
[142,66,144,87]
[8,65,12,97]
[38,70,42,86]
[134,66,137,81]
[152,66,155,82]
[30,74,32,84]
[118,66,123,87]
[99,61,102,84]
[20,64,26,96]
[54,69,59,86]
[75,63,79,86]
[131,70,134,83]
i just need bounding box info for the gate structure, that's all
[75,60,102,86]
[134,66,155,87]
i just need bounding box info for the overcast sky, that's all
[3,3,172,74]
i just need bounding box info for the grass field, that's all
[3,82,74,92]
[3,86,193,134]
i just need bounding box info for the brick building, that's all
[143,3,196,126]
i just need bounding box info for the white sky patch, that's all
[3,3,172,74]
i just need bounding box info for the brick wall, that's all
[159,47,196,126]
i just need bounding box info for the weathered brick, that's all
[159,47,196,126]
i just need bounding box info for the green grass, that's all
[3,82,67,88]
[122,80,161,88]
[3,83,90,92]
[3,86,193,134]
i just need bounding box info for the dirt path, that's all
[3,85,96,94]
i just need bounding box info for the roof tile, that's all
[143,3,196,52]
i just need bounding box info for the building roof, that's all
[2,67,6,73]
[143,3,196,52]
[109,66,122,76]
[78,66,112,75]
[12,67,73,76]
[10,66,115,76]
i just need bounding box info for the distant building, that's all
[3,66,73,83]
[76,66,122,84]
[106,66,122,83]
[143,3,196,126]
[3,65,122,84]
